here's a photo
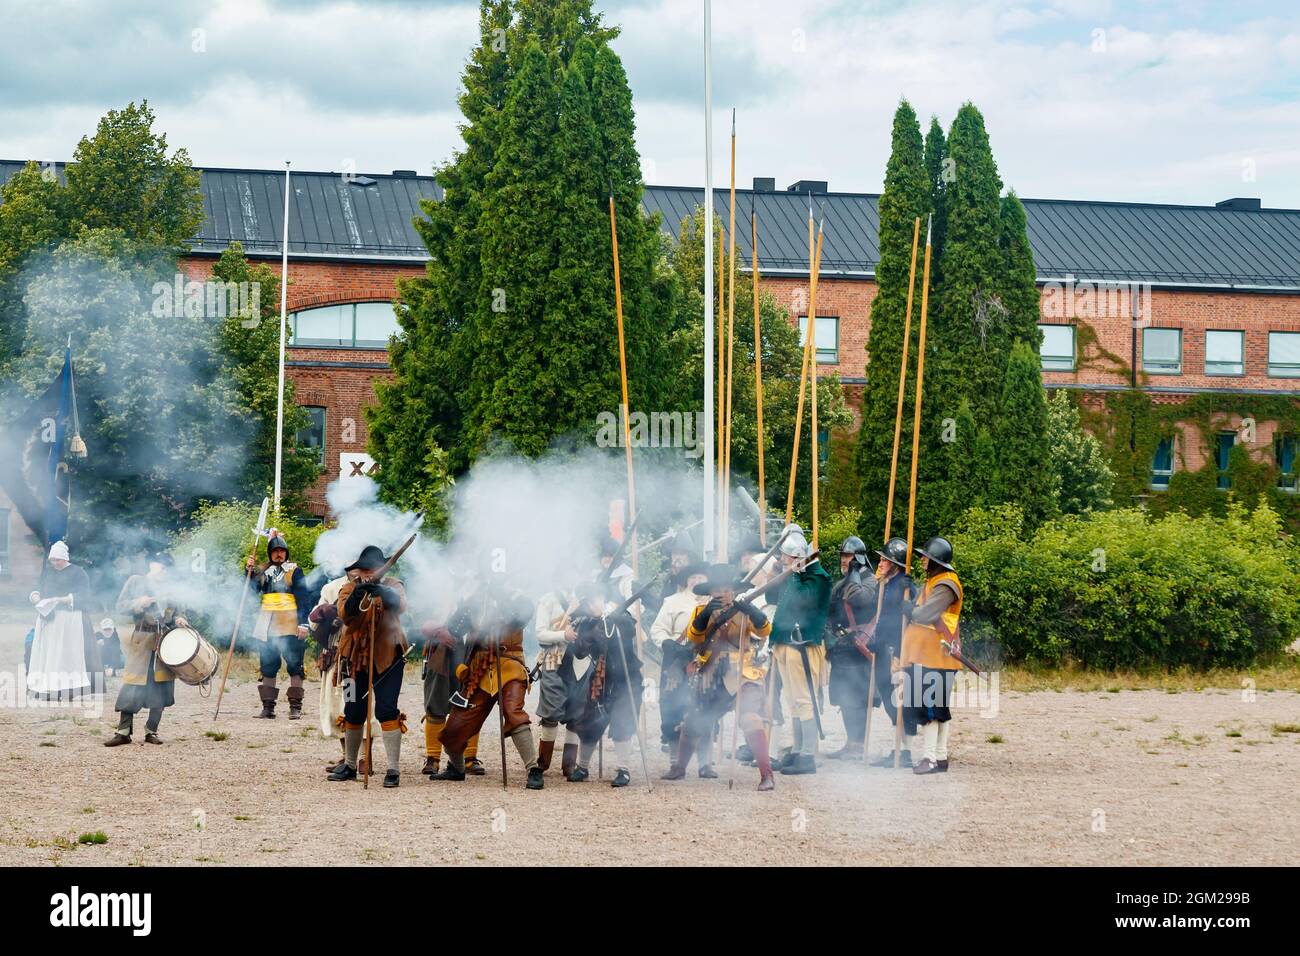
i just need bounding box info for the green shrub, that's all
[950,500,1300,669]
[174,500,324,575]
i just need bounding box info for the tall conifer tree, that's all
[854,100,930,542]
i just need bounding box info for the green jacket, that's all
[769,562,832,646]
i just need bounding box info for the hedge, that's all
[950,501,1300,669]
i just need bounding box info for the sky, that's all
[1,0,1298,207]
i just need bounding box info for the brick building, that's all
[1,162,1298,589]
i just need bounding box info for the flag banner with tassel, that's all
[0,346,85,547]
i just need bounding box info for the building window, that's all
[798,315,839,363]
[1216,432,1235,490]
[0,507,9,578]
[290,302,400,349]
[1268,331,1300,377]
[1150,437,1174,490]
[1142,328,1182,374]
[1277,436,1298,493]
[1204,330,1244,376]
[298,406,326,467]
[1038,324,1075,371]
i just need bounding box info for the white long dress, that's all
[27,564,99,699]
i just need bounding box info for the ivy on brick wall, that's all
[1073,387,1300,532]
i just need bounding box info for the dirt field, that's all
[2,614,1297,866]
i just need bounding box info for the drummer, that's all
[105,552,189,747]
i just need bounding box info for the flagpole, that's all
[273,161,291,513]
[702,0,715,558]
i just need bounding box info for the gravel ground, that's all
[2,617,1297,866]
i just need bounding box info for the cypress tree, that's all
[370,2,666,491]
[470,40,561,456]
[855,100,930,543]
[369,0,513,487]
[915,102,1008,533]
[923,116,948,276]
[999,191,1042,349]
[994,341,1059,528]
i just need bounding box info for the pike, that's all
[212,497,269,721]
[785,202,824,524]
[897,214,934,769]
[884,217,922,543]
[609,183,639,577]
[722,109,738,560]
[752,194,767,545]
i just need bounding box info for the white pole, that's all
[702,0,715,557]
[273,161,291,512]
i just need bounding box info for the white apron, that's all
[27,606,92,697]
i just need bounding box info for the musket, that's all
[597,513,640,583]
[941,639,981,676]
[739,525,794,587]
[634,518,704,558]
[701,549,819,645]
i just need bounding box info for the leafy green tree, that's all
[210,244,320,505]
[13,230,253,556]
[855,100,930,543]
[0,101,202,370]
[1046,389,1114,515]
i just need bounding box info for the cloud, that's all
[0,0,1297,208]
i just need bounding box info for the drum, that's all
[159,626,220,686]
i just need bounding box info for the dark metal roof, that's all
[0,160,441,261]
[642,185,1300,291]
[4,158,1297,287]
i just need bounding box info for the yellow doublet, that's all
[901,571,964,671]
[687,602,772,686]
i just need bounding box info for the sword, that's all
[940,639,981,676]
[789,625,825,740]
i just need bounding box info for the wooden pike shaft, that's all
[716,229,726,553]
[885,217,922,544]
[785,222,816,522]
[785,211,819,523]
[904,219,933,578]
[364,606,375,789]
[212,532,263,720]
[752,208,766,546]
[723,121,737,560]
[809,232,822,551]
[610,195,637,574]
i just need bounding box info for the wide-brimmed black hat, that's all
[876,537,908,568]
[149,551,174,568]
[693,563,744,595]
[915,536,955,571]
[345,545,388,572]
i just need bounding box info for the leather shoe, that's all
[103,734,131,748]
[611,769,630,788]
[383,769,400,788]
[327,763,358,781]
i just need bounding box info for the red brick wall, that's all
[1041,287,1300,392]
[183,256,421,516]
[761,274,878,381]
